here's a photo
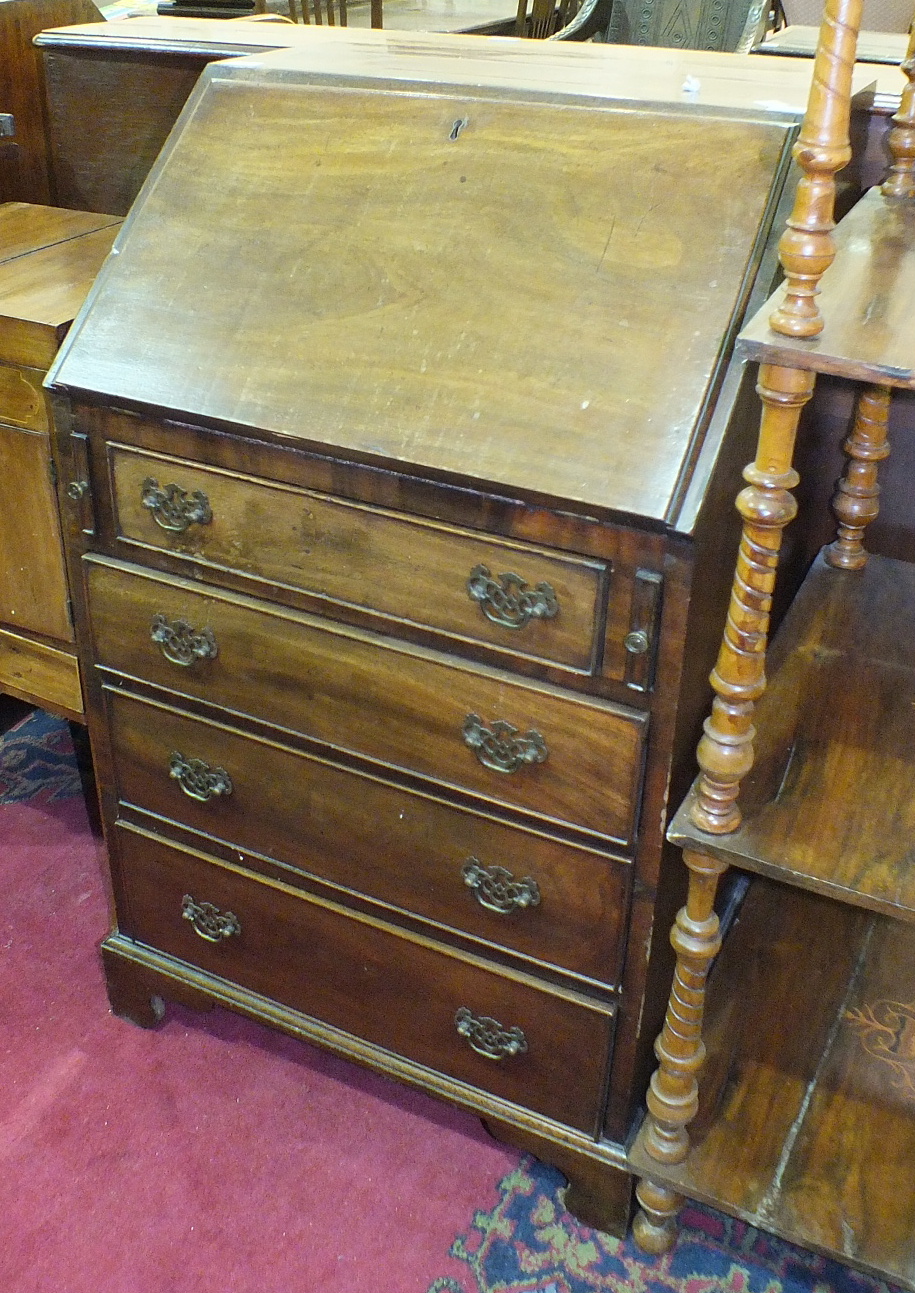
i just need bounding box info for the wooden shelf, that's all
[629,876,915,1290]
[670,551,915,921]
[737,187,915,387]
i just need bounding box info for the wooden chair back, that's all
[297,0,383,25]
[513,0,613,39]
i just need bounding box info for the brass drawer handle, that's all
[467,564,558,630]
[151,614,218,667]
[454,1007,528,1060]
[462,859,541,914]
[169,752,233,802]
[462,713,547,774]
[141,477,213,532]
[181,893,241,943]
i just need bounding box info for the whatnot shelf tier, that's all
[738,186,915,387]
[670,550,915,921]
[629,877,915,1289]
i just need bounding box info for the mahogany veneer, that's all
[46,32,807,1231]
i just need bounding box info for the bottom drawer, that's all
[114,826,615,1134]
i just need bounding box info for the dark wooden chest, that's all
[47,29,799,1231]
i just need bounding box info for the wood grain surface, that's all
[738,187,915,385]
[630,879,915,1290]
[0,202,118,262]
[0,423,72,640]
[0,364,48,431]
[670,552,915,920]
[113,822,616,1133]
[50,59,795,522]
[0,224,120,367]
[0,627,82,716]
[105,685,631,986]
[84,557,647,844]
[0,0,102,204]
[109,443,607,674]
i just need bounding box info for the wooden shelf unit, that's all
[630,878,915,1288]
[630,0,915,1281]
[670,549,915,920]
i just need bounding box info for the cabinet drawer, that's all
[0,363,48,432]
[86,559,646,845]
[106,687,630,986]
[108,445,605,673]
[115,826,614,1134]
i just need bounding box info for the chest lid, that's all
[48,31,796,527]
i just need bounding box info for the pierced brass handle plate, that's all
[169,752,233,802]
[141,477,213,533]
[151,614,218,667]
[181,894,240,943]
[467,565,558,630]
[455,1007,527,1060]
[462,859,540,915]
[462,713,547,774]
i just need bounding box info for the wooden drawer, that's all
[0,363,47,432]
[107,444,606,674]
[86,558,647,845]
[106,686,630,986]
[114,825,615,1133]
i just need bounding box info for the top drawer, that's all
[107,445,606,675]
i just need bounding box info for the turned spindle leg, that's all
[633,848,728,1252]
[770,0,862,337]
[883,21,915,199]
[633,363,814,1253]
[691,364,814,835]
[826,384,892,570]
[632,0,862,1255]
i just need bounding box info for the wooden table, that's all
[756,23,910,62]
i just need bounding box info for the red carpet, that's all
[0,722,518,1293]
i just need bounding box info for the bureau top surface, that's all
[49,34,796,526]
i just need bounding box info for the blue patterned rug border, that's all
[0,709,82,804]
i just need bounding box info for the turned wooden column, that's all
[826,384,892,570]
[883,20,915,199]
[631,362,814,1254]
[632,0,864,1254]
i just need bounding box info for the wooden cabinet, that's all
[630,3,915,1286]
[35,17,904,215]
[0,0,103,205]
[0,203,119,719]
[47,31,805,1231]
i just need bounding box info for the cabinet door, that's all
[0,421,73,642]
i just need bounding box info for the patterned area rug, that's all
[428,1156,899,1293]
[0,708,82,804]
[2,709,903,1293]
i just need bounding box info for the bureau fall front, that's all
[46,28,801,1231]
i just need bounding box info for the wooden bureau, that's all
[47,30,805,1230]
[0,203,119,719]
